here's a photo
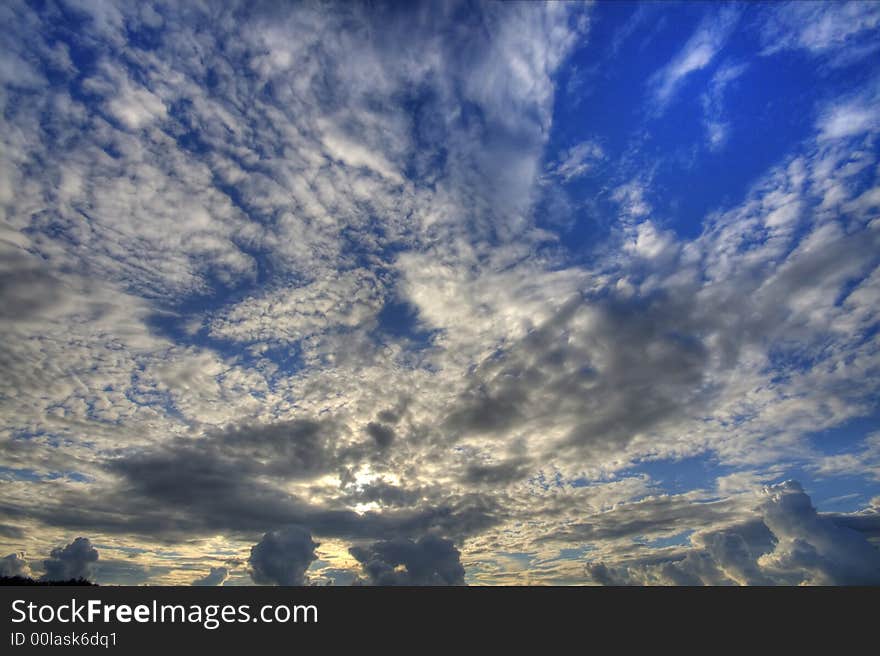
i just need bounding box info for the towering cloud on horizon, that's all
[350,535,466,586]
[0,552,31,579]
[249,527,319,586]
[40,538,99,582]
[586,482,880,586]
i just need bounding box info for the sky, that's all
[0,0,879,586]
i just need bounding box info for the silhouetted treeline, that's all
[0,575,96,586]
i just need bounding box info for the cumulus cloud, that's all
[0,552,31,578]
[249,526,318,586]
[191,566,229,587]
[350,534,465,586]
[586,482,880,585]
[41,537,99,582]
[758,482,880,584]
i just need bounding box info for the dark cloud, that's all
[365,422,395,449]
[376,409,402,424]
[41,537,99,582]
[302,495,501,543]
[101,419,346,535]
[191,566,229,586]
[249,526,318,586]
[347,482,424,508]
[0,552,31,578]
[2,481,501,546]
[443,294,713,460]
[94,560,172,586]
[0,249,65,323]
[7,418,502,543]
[827,511,880,541]
[462,458,530,485]
[350,534,466,585]
[112,419,340,489]
[541,493,744,544]
[446,387,527,436]
[0,524,25,539]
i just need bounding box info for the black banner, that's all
[1,586,877,652]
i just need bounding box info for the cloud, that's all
[41,537,99,582]
[811,432,880,482]
[100,65,168,130]
[93,559,172,586]
[612,180,651,220]
[816,87,880,141]
[442,291,714,466]
[191,566,229,586]
[701,62,747,151]
[759,1,880,63]
[350,534,465,585]
[648,8,739,110]
[365,422,395,449]
[545,491,746,546]
[757,481,880,584]
[0,525,25,540]
[111,419,343,489]
[550,141,604,182]
[586,482,880,585]
[208,269,384,346]
[0,552,31,578]
[249,526,318,586]
[462,457,530,486]
[624,220,677,260]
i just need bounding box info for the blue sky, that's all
[0,1,879,586]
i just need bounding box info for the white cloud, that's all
[760,1,880,60]
[612,180,651,220]
[624,221,676,260]
[550,140,604,181]
[648,8,740,111]
[701,62,747,151]
[209,269,384,346]
[106,83,167,130]
[817,98,880,141]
